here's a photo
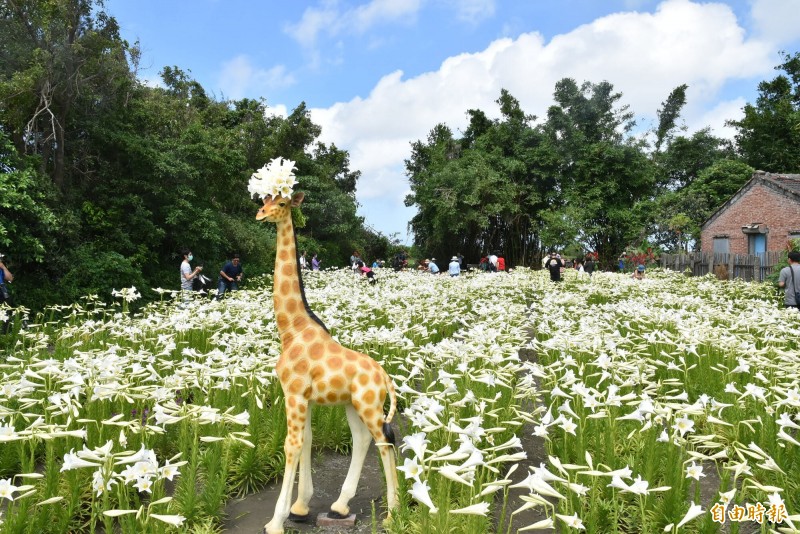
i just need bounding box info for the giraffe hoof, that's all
[327,510,349,519]
[288,512,310,523]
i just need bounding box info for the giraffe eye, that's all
[279,202,286,207]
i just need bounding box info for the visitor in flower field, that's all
[575,259,585,275]
[216,254,243,299]
[488,252,498,272]
[0,253,13,332]
[180,249,203,292]
[618,253,626,272]
[299,251,308,270]
[546,252,564,281]
[633,264,646,280]
[311,253,321,270]
[497,255,506,272]
[584,256,595,277]
[428,258,440,274]
[448,256,461,277]
[360,264,377,284]
[478,254,489,271]
[350,250,362,272]
[0,253,13,306]
[778,251,800,309]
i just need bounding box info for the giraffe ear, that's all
[291,191,305,207]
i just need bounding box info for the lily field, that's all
[0,268,798,533]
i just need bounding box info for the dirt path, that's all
[223,446,387,534]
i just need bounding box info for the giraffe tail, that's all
[383,367,397,424]
[382,367,397,446]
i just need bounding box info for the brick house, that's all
[700,171,800,254]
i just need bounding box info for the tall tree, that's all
[730,51,800,173]
[0,0,134,188]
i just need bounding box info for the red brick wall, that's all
[701,182,800,253]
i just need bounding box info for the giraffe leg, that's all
[373,423,399,520]
[329,404,373,517]
[289,409,313,520]
[264,398,307,534]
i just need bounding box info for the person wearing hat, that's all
[448,256,461,277]
[428,258,440,274]
[632,264,646,280]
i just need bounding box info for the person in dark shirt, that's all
[217,254,243,299]
[584,257,595,277]
[545,253,564,282]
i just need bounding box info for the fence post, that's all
[754,254,762,282]
[709,253,715,278]
[728,254,735,280]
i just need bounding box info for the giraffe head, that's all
[256,192,305,223]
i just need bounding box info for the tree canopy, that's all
[0,0,394,310]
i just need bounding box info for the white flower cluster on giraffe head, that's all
[248,157,298,200]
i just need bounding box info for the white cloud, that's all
[686,97,746,140]
[445,0,496,24]
[285,0,423,49]
[750,0,800,45]
[217,56,295,100]
[308,0,783,237]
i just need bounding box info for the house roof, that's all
[701,171,800,230]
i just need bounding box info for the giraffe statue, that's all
[255,187,399,534]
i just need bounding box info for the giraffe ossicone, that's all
[252,160,399,534]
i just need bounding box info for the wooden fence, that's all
[660,251,783,281]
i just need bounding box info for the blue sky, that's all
[106,0,800,243]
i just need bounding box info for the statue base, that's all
[317,512,357,527]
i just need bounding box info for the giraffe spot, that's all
[344,351,357,361]
[302,328,316,343]
[282,331,296,346]
[328,356,343,371]
[277,313,289,330]
[358,374,369,387]
[286,299,298,314]
[363,408,374,420]
[375,417,384,429]
[298,404,306,414]
[359,359,371,371]
[288,344,303,360]
[278,249,290,261]
[293,281,301,293]
[280,280,291,295]
[281,237,291,247]
[281,263,294,276]
[326,392,338,403]
[344,364,357,378]
[311,365,324,381]
[328,343,342,354]
[340,393,350,402]
[293,315,308,331]
[373,371,382,385]
[330,375,346,390]
[280,369,291,383]
[289,378,304,394]
[380,390,387,404]
[317,381,327,393]
[309,342,324,360]
[288,397,297,408]
[362,390,376,404]
[352,400,361,411]
[294,359,309,374]
[303,386,312,399]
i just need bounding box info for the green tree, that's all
[730,51,800,173]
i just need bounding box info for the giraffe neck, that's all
[273,217,328,347]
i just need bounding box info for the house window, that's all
[713,237,729,254]
[789,231,800,243]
